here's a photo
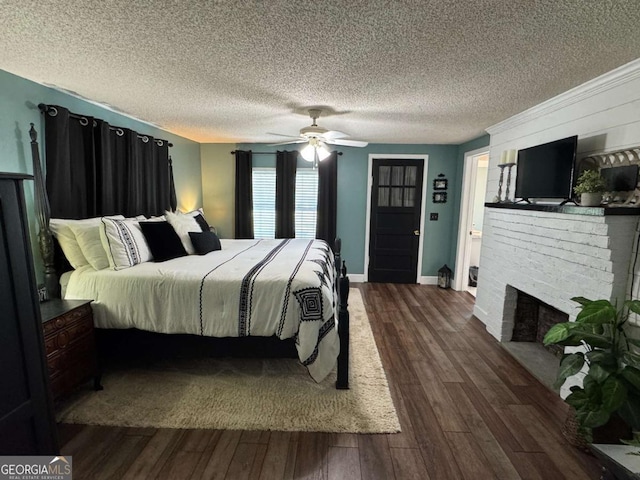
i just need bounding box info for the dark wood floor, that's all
[58,283,602,479]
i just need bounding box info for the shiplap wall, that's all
[475,58,640,338]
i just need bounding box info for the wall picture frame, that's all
[433,178,448,190]
[433,191,447,203]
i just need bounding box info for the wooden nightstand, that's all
[40,299,102,400]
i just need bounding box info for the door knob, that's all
[414,230,420,236]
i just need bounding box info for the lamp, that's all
[437,264,452,289]
[300,138,330,167]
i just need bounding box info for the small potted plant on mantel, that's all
[574,169,607,206]
[543,297,640,445]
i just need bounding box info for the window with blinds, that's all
[294,168,318,239]
[252,168,276,239]
[251,167,318,239]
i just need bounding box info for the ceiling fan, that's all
[269,108,368,166]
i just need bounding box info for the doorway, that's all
[454,148,489,295]
[364,154,428,283]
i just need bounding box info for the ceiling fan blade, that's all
[268,139,308,146]
[266,132,302,139]
[323,130,349,140]
[327,138,369,147]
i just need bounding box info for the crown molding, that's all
[487,58,640,136]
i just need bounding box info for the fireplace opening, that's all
[512,290,568,357]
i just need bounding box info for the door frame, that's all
[454,146,489,291]
[364,154,429,283]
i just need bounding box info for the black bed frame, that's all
[29,124,350,389]
[92,243,350,389]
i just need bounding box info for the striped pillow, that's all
[100,218,152,270]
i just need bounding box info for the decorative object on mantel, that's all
[577,146,640,207]
[499,149,517,165]
[574,169,607,207]
[433,173,448,190]
[581,147,640,168]
[543,297,640,445]
[497,161,517,203]
[437,264,452,289]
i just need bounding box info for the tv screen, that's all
[515,135,577,201]
[600,165,639,191]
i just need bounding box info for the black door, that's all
[368,159,424,283]
[0,175,58,454]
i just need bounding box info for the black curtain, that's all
[316,151,338,250]
[43,105,173,219]
[234,150,254,239]
[275,151,297,238]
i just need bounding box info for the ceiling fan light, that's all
[317,144,331,161]
[300,144,315,162]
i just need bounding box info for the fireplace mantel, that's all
[485,202,640,216]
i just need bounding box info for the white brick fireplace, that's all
[473,206,639,341]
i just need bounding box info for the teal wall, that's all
[336,144,458,277]
[234,140,490,278]
[0,69,202,280]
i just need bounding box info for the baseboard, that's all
[347,274,434,284]
[346,274,365,283]
[419,276,438,285]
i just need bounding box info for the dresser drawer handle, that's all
[57,331,70,349]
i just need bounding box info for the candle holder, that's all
[503,162,516,203]
[497,164,507,202]
[497,163,516,202]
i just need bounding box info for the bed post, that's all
[334,238,350,390]
[29,123,58,299]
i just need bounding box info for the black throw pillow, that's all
[189,231,221,255]
[193,213,210,232]
[139,221,188,262]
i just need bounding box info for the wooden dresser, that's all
[40,299,102,400]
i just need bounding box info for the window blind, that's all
[252,166,318,239]
[252,168,276,239]
[295,168,318,239]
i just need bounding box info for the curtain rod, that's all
[230,150,342,155]
[38,103,173,148]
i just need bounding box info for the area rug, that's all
[57,289,401,433]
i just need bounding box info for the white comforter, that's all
[65,238,340,382]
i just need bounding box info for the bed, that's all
[27,118,350,390]
[63,237,345,383]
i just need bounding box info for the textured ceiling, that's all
[1,1,640,144]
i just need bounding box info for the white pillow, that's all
[165,211,201,255]
[50,216,124,269]
[100,218,152,270]
[69,223,110,270]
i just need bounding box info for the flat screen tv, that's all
[515,135,578,203]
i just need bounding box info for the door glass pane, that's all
[404,166,417,186]
[378,187,389,206]
[391,188,403,206]
[392,166,404,186]
[404,187,415,207]
[379,166,391,186]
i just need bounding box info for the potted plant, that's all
[543,297,640,443]
[574,169,607,206]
